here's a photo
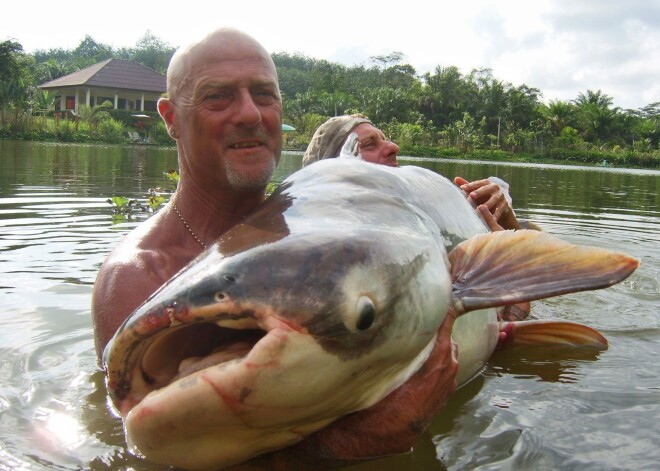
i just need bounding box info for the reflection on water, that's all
[489,345,606,384]
[1,141,658,470]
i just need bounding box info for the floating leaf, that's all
[107,196,138,214]
[164,170,180,184]
[148,195,166,211]
[108,196,130,208]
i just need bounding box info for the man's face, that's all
[353,123,400,167]
[173,35,283,191]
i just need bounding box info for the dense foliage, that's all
[1,33,658,167]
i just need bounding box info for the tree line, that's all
[1,33,658,167]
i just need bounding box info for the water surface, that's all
[1,141,658,470]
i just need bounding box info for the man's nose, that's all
[386,140,400,156]
[232,90,261,127]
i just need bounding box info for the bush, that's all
[97,118,126,143]
[55,120,76,142]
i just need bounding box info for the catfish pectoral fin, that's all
[448,230,639,314]
[498,320,608,349]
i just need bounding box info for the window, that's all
[96,97,114,107]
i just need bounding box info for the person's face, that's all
[352,123,399,167]
[168,33,282,191]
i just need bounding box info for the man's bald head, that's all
[166,28,278,103]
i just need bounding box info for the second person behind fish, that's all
[302,114,532,321]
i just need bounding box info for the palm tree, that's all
[573,90,623,144]
[32,89,57,113]
[542,100,578,136]
[574,90,613,108]
[76,101,112,127]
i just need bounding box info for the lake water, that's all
[0,140,658,470]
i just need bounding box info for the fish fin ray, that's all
[499,320,608,349]
[449,230,639,314]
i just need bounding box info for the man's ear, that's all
[158,97,176,130]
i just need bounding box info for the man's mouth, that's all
[230,141,262,149]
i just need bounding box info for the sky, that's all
[4,0,659,110]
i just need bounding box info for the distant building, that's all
[39,59,166,113]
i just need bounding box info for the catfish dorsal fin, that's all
[448,230,639,315]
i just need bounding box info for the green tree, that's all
[503,84,542,130]
[573,90,624,145]
[0,40,25,81]
[574,89,613,108]
[541,100,579,136]
[420,66,470,127]
[370,51,405,69]
[72,35,113,68]
[445,112,484,151]
[469,68,507,136]
[32,89,57,113]
[629,102,660,148]
[358,86,416,124]
[32,58,74,84]
[117,31,175,74]
[0,40,34,124]
[554,126,584,148]
[77,101,112,126]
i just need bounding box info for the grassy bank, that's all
[0,110,173,146]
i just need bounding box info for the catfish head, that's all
[104,205,451,469]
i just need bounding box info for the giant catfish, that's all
[104,155,638,470]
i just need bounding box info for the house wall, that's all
[52,87,162,113]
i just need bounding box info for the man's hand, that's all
[454,176,520,230]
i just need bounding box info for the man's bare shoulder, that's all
[96,217,177,290]
[92,214,194,359]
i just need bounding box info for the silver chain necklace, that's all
[171,198,207,249]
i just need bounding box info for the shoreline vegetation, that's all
[1,116,656,169]
[1,113,657,169]
[1,34,659,169]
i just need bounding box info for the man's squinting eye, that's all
[200,90,233,110]
[360,140,376,150]
[207,90,231,99]
[253,88,280,104]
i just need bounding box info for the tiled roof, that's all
[39,59,166,93]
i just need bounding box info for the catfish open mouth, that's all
[138,322,267,391]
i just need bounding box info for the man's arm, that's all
[92,253,167,361]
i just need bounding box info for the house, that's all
[39,59,166,113]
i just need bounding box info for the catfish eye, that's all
[355,296,376,331]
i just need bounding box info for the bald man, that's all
[92,28,458,465]
[92,28,283,355]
